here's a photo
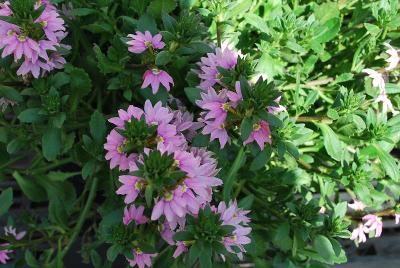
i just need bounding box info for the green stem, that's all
[216,20,222,48]
[29,158,73,174]
[0,154,27,170]
[223,147,246,202]
[60,176,98,259]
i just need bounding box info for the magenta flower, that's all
[197,47,238,90]
[127,249,157,268]
[144,100,174,126]
[350,223,367,243]
[127,31,165,54]
[395,214,400,224]
[173,241,188,258]
[218,201,251,260]
[35,8,66,42]
[0,244,12,264]
[197,88,229,122]
[123,205,148,225]
[151,191,187,223]
[104,129,138,170]
[243,120,272,150]
[201,119,229,148]
[142,69,174,94]
[362,214,383,237]
[108,105,144,128]
[348,199,366,211]
[116,175,144,204]
[1,31,41,62]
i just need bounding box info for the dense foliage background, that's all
[0,0,400,267]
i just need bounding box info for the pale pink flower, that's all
[108,105,144,128]
[384,42,399,71]
[127,31,165,54]
[4,226,26,240]
[226,81,243,108]
[127,249,157,268]
[151,191,187,223]
[362,214,383,237]
[116,175,144,204]
[243,120,272,150]
[201,119,229,148]
[350,223,367,243]
[159,222,174,245]
[35,9,66,42]
[395,214,400,224]
[268,96,286,113]
[223,226,252,260]
[319,207,326,214]
[375,92,399,115]
[142,69,174,94]
[362,68,385,92]
[17,58,51,78]
[348,199,366,211]
[217,201,250,227]
[196,88,229,122]
[123,205,148,225]
[144,100,174,126]
[1,31,40,62]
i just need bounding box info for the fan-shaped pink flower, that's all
[104,130,138,170]
[0,243,12,264]
[127,31,165,54]
[116,175,144,204]
[173,241,188,258]
[348,199,366,211]
[362,214,383,237]
[142,69,174,94]
[243,120,272,150]
[123,205,148,225]
[395,214,400,224]
[127,249,157,268]
[36,9,66,42]
[4,226,26,240]
[108,105,144,128]
[144,100,174,126]
[201,120,229,148]
[196,88,229,122]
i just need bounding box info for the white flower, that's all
[348,199,366,211]
[362,68,385,92]
[384,42,399,71]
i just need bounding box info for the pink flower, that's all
[0,2,11,16]
[127,31,165,54]
[104,129,138,170]
[395,214,400,224]
[4,226,26,240]
[151,191,187,223]
[201,119,229,148]
[226,81,243,108]
[159,223,174,245]
[197,47,238,90]
[218,201,251,260]
[35,9,66,42]
[350,223,367,243]
[173,241,188,258]
[17,58,51,78]
[108,105,144,128]
[267,96,286,113]
[243,120,272,150]
[142,69,174,94]
[348,199,366,211]
[144,100,174,126]
[384,42,399,71]
[362,214,383,237]
[171,110,203,141]
[197,88,229,122]
[376,92,399,115]
[123,205,148,225]
[1,31,40,62]
[0,243,12,264]
[127,249,157,268]
[116,175,144,204]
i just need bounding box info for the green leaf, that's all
[240,117,253,140]
[47,171,79,182]
[18,108,44,123]
[373,144,400,181]
[184,87,201,105]
[155,51,172,66]
[312,18,341,43]
[106,245,120,262]
[173,231,194,241]
[147,0,177,18]
[245,14,269,34]
[93,45,123,74]
[25,250,41,268]
[199,247,212,268]
[145,185,153,207]
[90,110,106,144]
[223,147,246,202]
[0,86,23,102]
[238,194,254,210]
[316,123,342,161]
[12,171,47,202]
[72,8,97,16]
[82,160,97,180]
[0,188,13,216]
[42,127,62,161]
[250,148,270,171]
[313,235,335,264]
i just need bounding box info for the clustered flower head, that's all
[0,0,68,78]
[0,226,26,264]
[362,42,399,115]
[195,47,283,150]
[104,98,251,268]
[126,31,173,94]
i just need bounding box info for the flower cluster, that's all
[104,99,250,267]
[126,31,173,94]
[362,42,399,115]
[0,0,68,78]
[195,47,283,149]
[348,199,399,244]
[0,226,26,264]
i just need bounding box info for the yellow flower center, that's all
[215,72,223,79]
[164,192,174,201]
[134,181,143,190]
[144,41,152,48]
[40,20,48,27]
[173,159,180,167]
[230,235,237,241]
[117,144,124,153]
[221,102,230,111]
[156,136,164,143]
[181,184,187,193]
[219,123,225,129]
[17,35,27,42]
[135,248,143,254]
[253,123,261,131]
[152,68,161,75]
